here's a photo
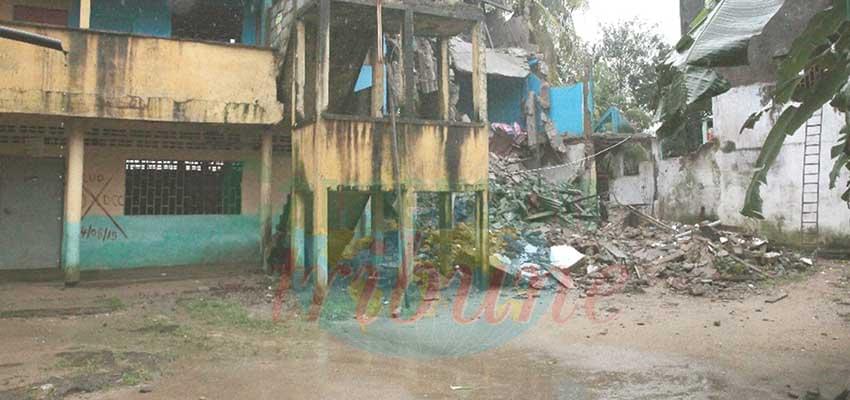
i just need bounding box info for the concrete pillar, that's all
[316,0,330,115]
[370,191,384,268]
[62,121,85,286]
[312,189,328,299]
[475,190,489,281]
[79,0,91,29]
[438,192,453,274]
[371,1,384,118]
[402,9,415,116]
[438,38,451,120]
[290,191,306,280]
[471,22,488,122]
[259,130,273,272]
[293,21,306,123]
[398,189,416,292]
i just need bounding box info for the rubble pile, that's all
[545,209,816,297]
[489,154,596,229]
[485,155,815,297]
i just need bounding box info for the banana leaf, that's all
[740,1,850,218]
[656,0,785,138]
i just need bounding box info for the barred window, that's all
[124,160,242,215]
[623,157,640,176]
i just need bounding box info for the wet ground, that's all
[1,261,849,399]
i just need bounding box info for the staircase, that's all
[800,107,823,248]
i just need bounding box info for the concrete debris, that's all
[482,192,815,298]
[550,245,586,271]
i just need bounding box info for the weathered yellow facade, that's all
[0,12,286,282]
[292,117,488,192]
[0,21,282,124]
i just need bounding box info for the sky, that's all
[573,0,682,45]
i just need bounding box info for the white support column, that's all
[62,121,85,286]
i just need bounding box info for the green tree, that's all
[592,21,671,130]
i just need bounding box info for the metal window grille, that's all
[124,159,242,215]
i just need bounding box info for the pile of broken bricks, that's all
[489,206,815,298]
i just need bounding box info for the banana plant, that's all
[740,0,850,218]
[655,0,784,140]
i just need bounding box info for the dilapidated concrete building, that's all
[269,0,491,296]
[0,0,289,283]
[0,0,492,293]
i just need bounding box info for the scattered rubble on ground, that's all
[484,153,816,299]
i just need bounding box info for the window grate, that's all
[124,159,242,216]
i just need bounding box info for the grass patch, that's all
[120,369,150,386]
[97,297,126,311]
[178,298,281,333]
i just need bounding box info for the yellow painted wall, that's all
[292,117,488,192]
[0,22,283,124]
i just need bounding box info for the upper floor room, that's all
[0,0,273,46]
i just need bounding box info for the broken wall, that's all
[656,84,850,247]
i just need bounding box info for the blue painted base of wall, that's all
[79,214,271,270]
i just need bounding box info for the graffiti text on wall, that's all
[80,225,120,242]
[82,175,129,239]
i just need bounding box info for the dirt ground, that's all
[1,260,849,400]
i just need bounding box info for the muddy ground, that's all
[1,261,849,400]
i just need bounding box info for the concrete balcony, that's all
[292,114,489,192]
[0,22,283,125]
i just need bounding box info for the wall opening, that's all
[171,3,243,43]
[124,159,242,215]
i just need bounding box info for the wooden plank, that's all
[402,9,416,117]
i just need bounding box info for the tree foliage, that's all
[593,21,670,130]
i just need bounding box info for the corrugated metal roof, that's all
[450,38,530,79]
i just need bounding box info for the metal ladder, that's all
[800,107,823,247]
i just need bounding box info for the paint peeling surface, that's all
[0,22,282,124]
[293,117,489,191]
